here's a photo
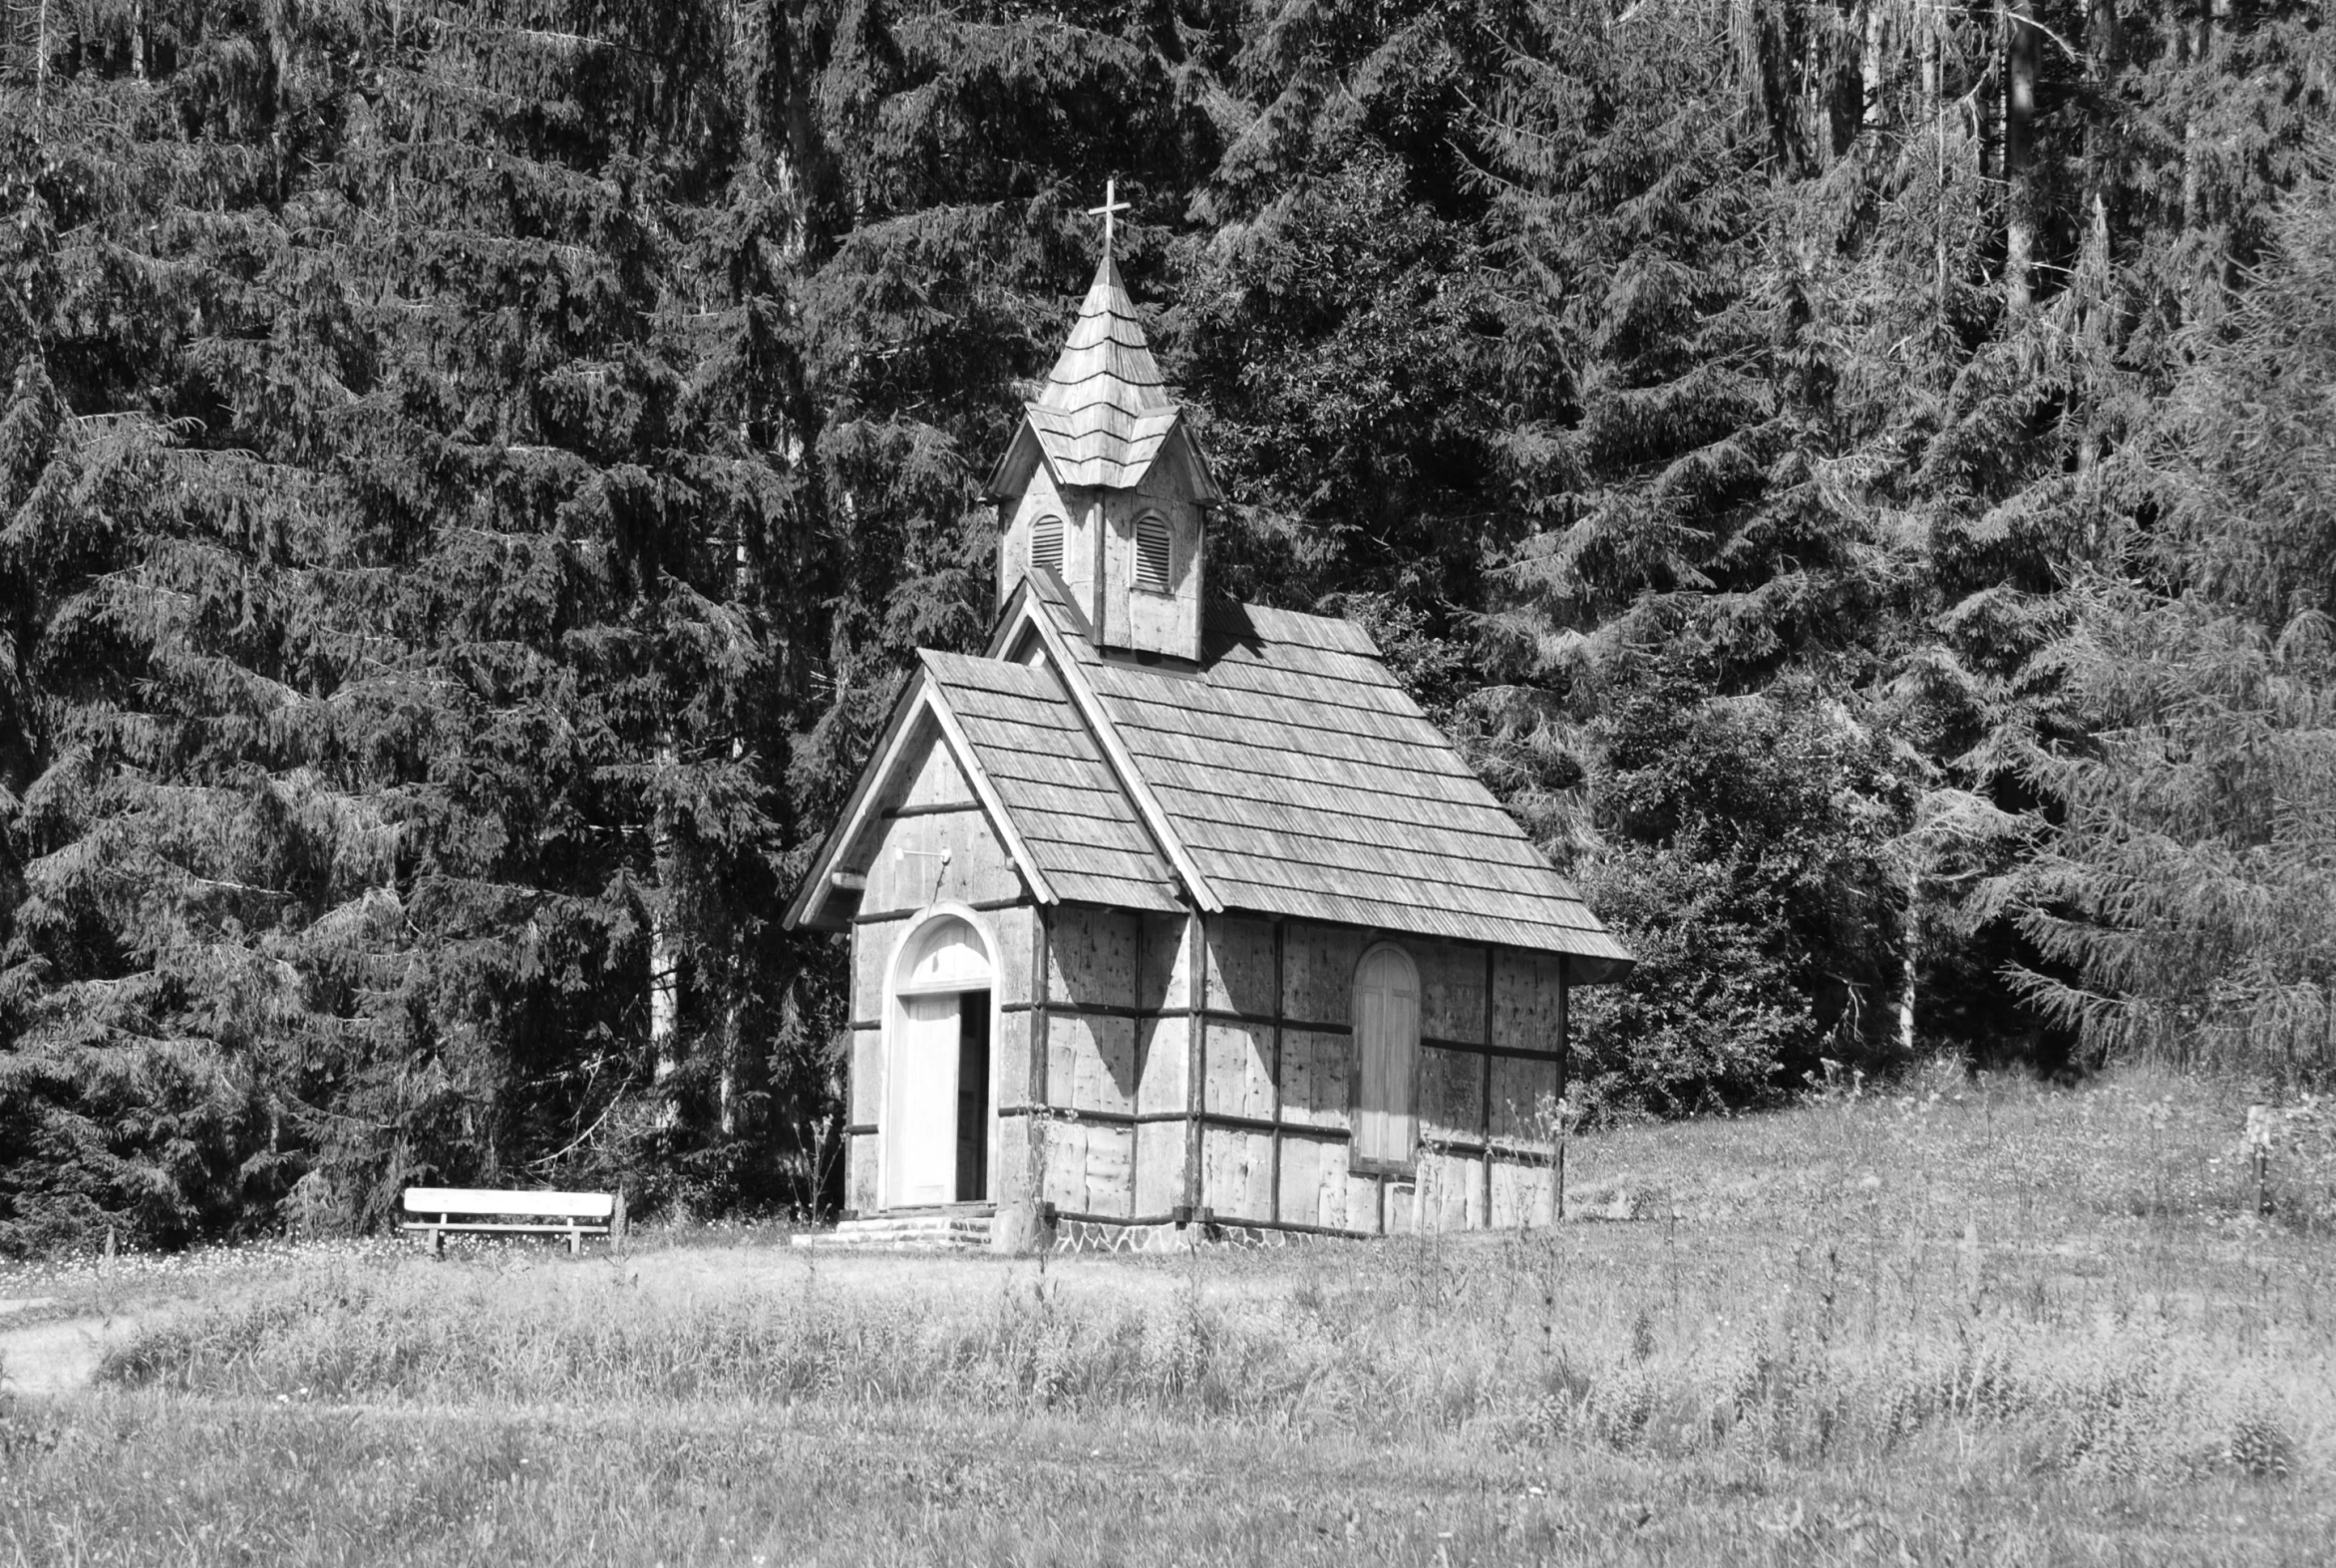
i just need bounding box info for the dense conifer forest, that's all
[1,0,2330,1250]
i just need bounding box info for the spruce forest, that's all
[1,0,2331,1252]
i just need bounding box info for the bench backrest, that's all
[403,1187,615,1220]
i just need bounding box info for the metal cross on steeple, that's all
[1087,177,1131,256]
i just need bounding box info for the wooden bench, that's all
[400,1187,623,1255]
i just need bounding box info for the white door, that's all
[1355,946,1420,1164]
[889,993,960,1207]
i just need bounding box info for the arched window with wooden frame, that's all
[1030,514,1066,580]
[1353,943,1420,1167]
[1133,509,1171,594]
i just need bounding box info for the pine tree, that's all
[5,0,2335,1245]
[1170,0,1520,619]
[1463,0,1918,1069]
[0,0,795,1245]
[0,0,1250,1245]
[2018,145,2336,1083]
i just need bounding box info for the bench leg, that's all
[567,1227,579,1257]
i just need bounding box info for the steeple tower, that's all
[987,183,1221,662]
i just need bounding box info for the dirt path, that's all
[0,1312,143,1397]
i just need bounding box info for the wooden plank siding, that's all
[846,898,1573,1233]
[1016,907,1568,1236]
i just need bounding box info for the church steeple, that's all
[987,183,1221,663]
[1029,252,1176,476]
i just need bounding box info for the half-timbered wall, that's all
[838,729,1573,1231]
[1023,907,1569,1235]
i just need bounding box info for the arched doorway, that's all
[885,914,995,1209]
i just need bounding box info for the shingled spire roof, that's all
[1041,254,1173,418]
[988,253,1212,495]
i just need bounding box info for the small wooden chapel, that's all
[785,196,1633,1245]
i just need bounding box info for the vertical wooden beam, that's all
[1555,956,1570,1100]
[1557,956,1571,1220]
[1270,917,1285,1224]
[847,913,861,1100]
[1483,945,1499,1049]
[849,918,870,1216]
[1023,904,1054,1216]
[1183,908,1205,1214]
[1032,906,1052,1108]
[1481,946,1496,1227]
[1090,495,1108,644]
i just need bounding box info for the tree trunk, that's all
[650,736,682,1122]
[1979,0,1999,186]
[718,517,753,1138]
[34,0,50,119]
[2076,0,2118,477]
[1862,0,1885,133]
[2179,0,2210,239]
[2082,0,2118,278]
[2004,1,2038,314]
[1898,867,1919,1057]
[1926,0,1947,314]
[2178,0,2232,318]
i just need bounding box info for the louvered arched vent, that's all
[1030,515,1065,579]
[1134,511,1171,593]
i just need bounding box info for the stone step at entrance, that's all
[791,1206,995,1252]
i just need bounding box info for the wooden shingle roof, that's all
[1011,578,1633,979]
[917,651,1182,913]
[1038,255,1171,412]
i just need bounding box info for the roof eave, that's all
[782,669,936,932]
[983,414,1063,499]
[1207,886,1636,982]
[1565,952,1635,986]
[913,652,1063,909]
[985,575,1037,655]
[993,408,1213,502]
[1159,419,1224,506]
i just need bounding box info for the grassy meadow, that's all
[4,1064,2333,1565]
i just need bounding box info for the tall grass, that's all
[91,1067,2330,1490]
[8,1065,2326,1565]
[103,1256,2307,1487]
[101,1262,1345,1421]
